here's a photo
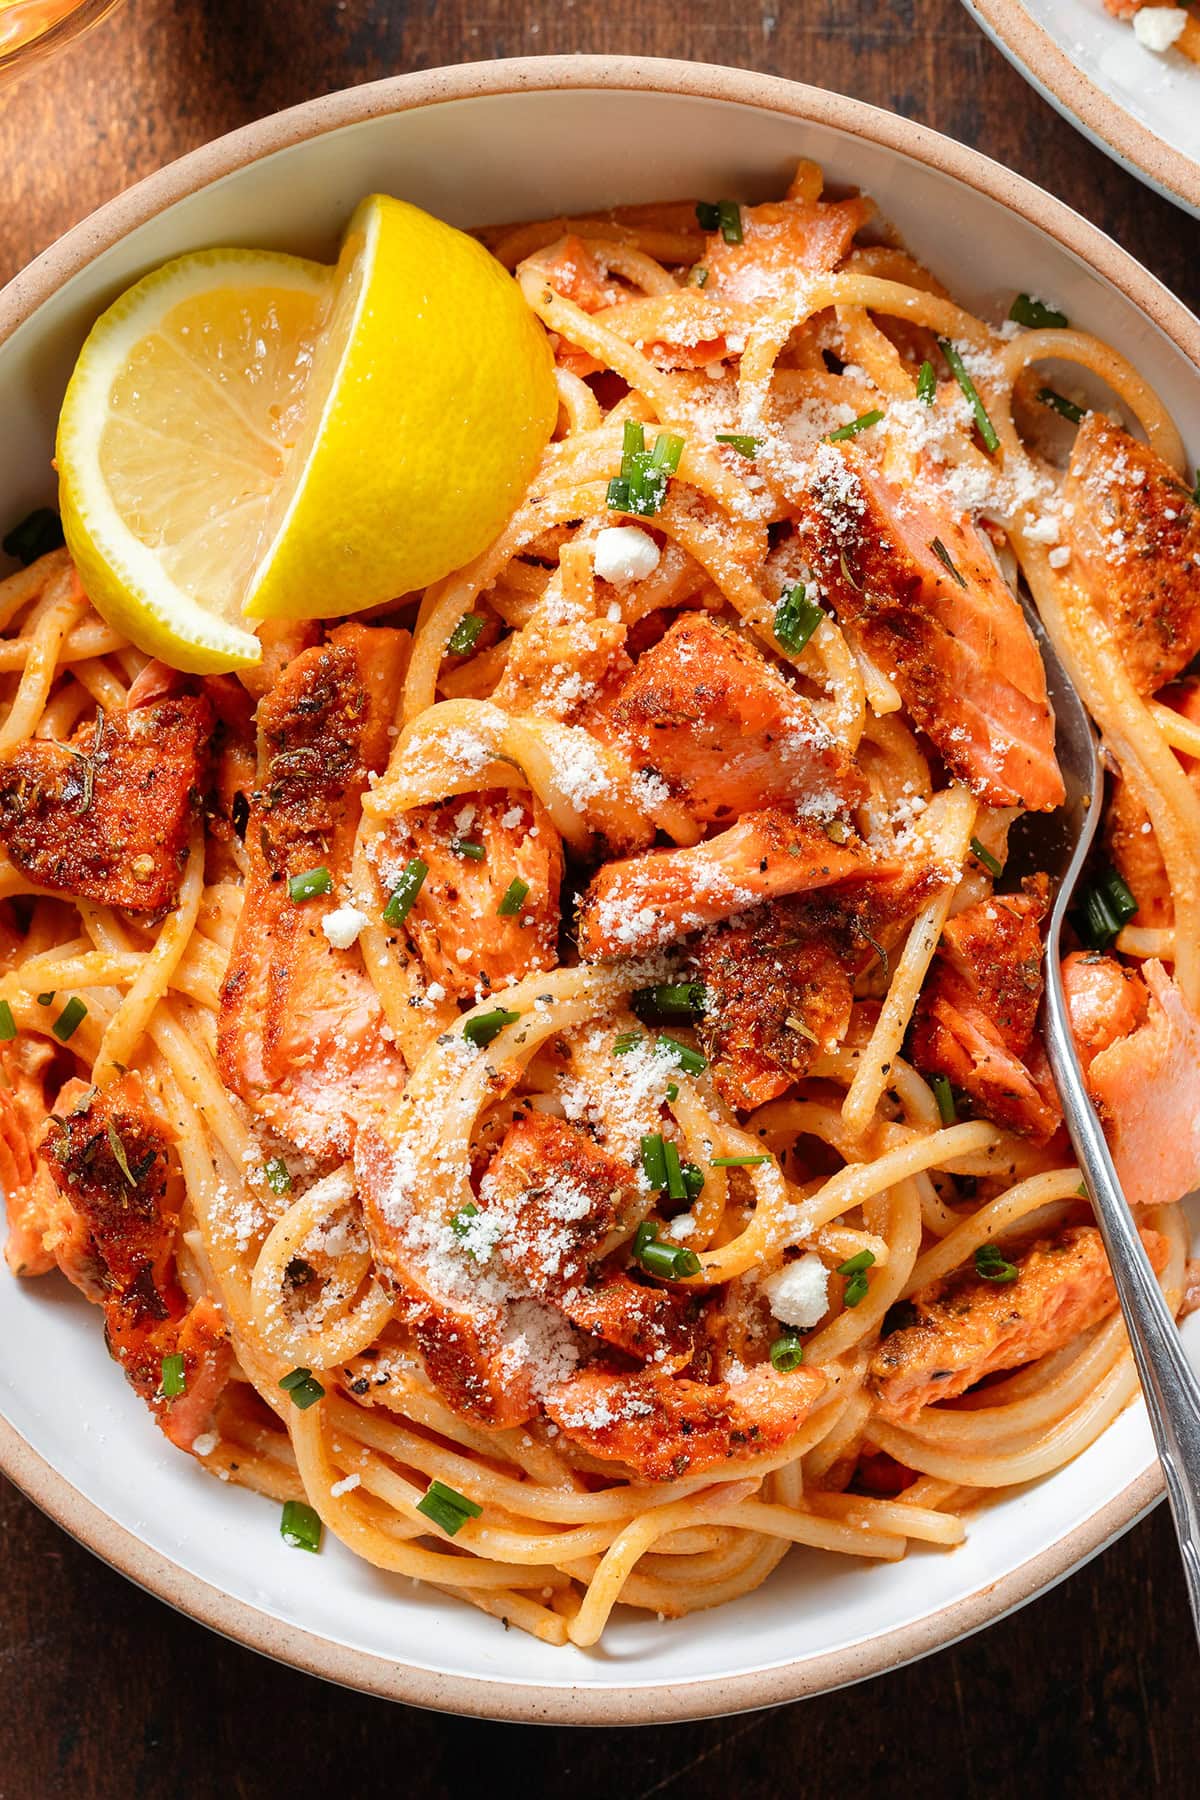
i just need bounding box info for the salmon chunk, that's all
[479,1111,632,1296]
[1061,950,1149,1069]
[704,195,870,304]
[690,899,856,1109]
[355,1126,545,1429]
[577,807,891,959]
[218,625,407,1160]
[869,1224,1169,1422]
[41,1076,232,1451]
[1063,954,1200,1207]
[383,788,563,1000]
[0,694,210,909]
[0,1034,67,1276]
[910,880,1062,1141]
[557,1268,702,1366]
[537,234,625,312]
[544,1363,826,1481]
[796,445,1063,811]
[1061,414,1200,696]
[602,613,863,827]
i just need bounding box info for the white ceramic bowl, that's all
[1,56,1199,1725]
[962,0,1200,217]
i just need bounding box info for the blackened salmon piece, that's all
[794,444,1063,811]
[1061,413,1200,696]
[0,695,210,909]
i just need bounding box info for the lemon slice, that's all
[58,250,332,672]
[244,195,557,625]
[56,196,558,674]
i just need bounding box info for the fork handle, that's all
[1044,970,1200,1645]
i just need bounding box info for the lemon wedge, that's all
[56,196,558,674]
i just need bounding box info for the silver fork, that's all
[1016,600,1200,1643]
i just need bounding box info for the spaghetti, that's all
[0,163,1197,1650]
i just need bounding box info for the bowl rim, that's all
[961,0,1200,218]
[0,52,1186,1723]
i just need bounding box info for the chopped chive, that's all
[665,1082,679,1104]
[462,1007,520,1048]
[447,612,486,656]
[929,535,967,589]
[770,1332,805,1372]
[417,1479,482,1536]
[1102,870,1138,924]
[711,1153,771,1168]
[2,507,64,567]
[631,980,707,1024]
[687,265,709,288]
[497,877,530,917]
[288,866,332,904]
[383,858,428,926]
[655,1034,707,1075]
[681,1162,705,1202]
[970,836,1003,878]
[938,338,1000,454]
[715,433,762,458]
[279,1367,325,1409]
[36,992,54,1006]
[613,426,683,517]
[915,359,937,404]
[975,1242,1019,1284]
[1009,293,1068,330]
[716,200,743,244]
[824,408,884,444]
[695,201,721,230]
[280,1499,323,1552]
[52,996,87,1042]
[264,1156,292,1195]
[1077,868,1138,948]
[1038,387,1083,425]
[650,431,685,474]
[635,1229,701,1280]
[843,1271,870,1307]
[640,1133,668,1190]
[106,1121,137,1186]
[451,839,485,860]
[931,1074,957,1126]
[160,1353,186,1398]
[633,1219,658,1258]
[612,1030,644,1055]
[451,1201,480,1238]
[662,1139,687,1203]
[774,583,824,655]
[837,1252,874,1308]
[0,1000,15,1041]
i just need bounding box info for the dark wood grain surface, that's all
[1,3,1198,1793]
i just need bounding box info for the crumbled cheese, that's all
[330,1473,362,1497]
[593,525,661,585]
[1133,6,1187,52]
[1047,545,1072,569]
[1024,515,1060,546]
[321,904,370,949]
[762,1254,830,1329]
[192,1432,219,1458]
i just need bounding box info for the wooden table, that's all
[1,2,1198,1792]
